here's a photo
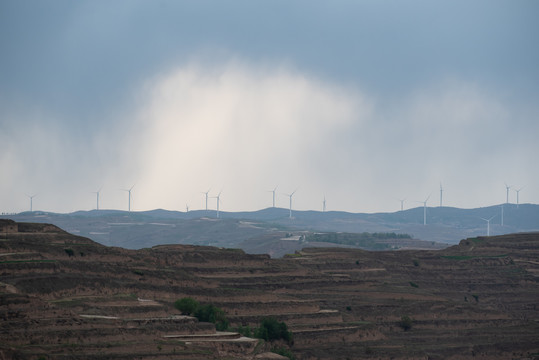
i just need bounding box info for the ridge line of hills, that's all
[2,204,538,257]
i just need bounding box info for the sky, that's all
[1,0,538,214]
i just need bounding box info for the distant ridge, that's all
[4,204,538,253]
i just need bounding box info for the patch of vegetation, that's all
[470,237,484,244]
[235,324,252,337]
[304,232,411,250]
[284,252,302,258]
[472,294,479,302]
[254,317,293,344]
[132,269,144,276]
[271,346,296,360]
[194,304,229,331]
[409,281,419,288]
[64,248,75,257]
[398,315,413,331]
[114,293,137,300]
[174,297,229,330]
[174,297,199,315]
[224,248,244,253]
[49,298,84,307]
[413,259,420,267]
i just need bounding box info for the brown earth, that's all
[0,219,538,359]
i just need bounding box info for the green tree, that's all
[194,304,229,331]
[174,297,199,315]
[255,317,292,343]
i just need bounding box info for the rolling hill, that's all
[2,204,538,256]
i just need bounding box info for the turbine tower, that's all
[268,186,278,208]
[92,187,102,210]
[201,189,211,211]
[504,183,511,204]
[480,215,496,236]
[514,186,524,208]
[27,194,37,212]
[212,191,222,218]
[323,195,326,212]
[122,185,135,212]
[439,183,443,207]
[399,198,406,212]
[284,189,297,219]
[417,195,430,226]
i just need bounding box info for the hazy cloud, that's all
[1,58,537,213]
[1,1,538,213]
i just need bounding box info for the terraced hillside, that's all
[1,219,538,359]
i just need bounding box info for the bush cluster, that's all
[255,317,293,344]
[174,297,229,331]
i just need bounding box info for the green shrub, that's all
[174,297,199,315]
[413,259,420,267]
[409,281,419,288]
[236,324,252,337]
[195,304,229,331]
[255,317,292,343]
[399,315,413,331]
[64,248,74,257]
[271,346,296,360]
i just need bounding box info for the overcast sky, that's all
[1,0,538,213]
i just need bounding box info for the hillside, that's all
[3,203,538,255]
[1,219,538,359]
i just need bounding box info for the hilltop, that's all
[1,220,538,359]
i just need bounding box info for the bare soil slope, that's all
[1,219,538,359]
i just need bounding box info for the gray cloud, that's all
[1,1,538,213]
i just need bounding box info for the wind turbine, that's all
[439,183,443,207]
[268,186,278,208]
[284,189,297,219]
[399,198,406,212]
[480,215,496,236]
[92,187,102,210]
[504,183,511,204]
[186,204,189,213]
[416,194,430,226]
[514,186,524,208]
[211,191,222,218]
[122,184,135,212]
[201,189,211,211]
[323,195,326,212]
[27,194,37,212]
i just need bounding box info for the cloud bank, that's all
[1,59,537,213]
